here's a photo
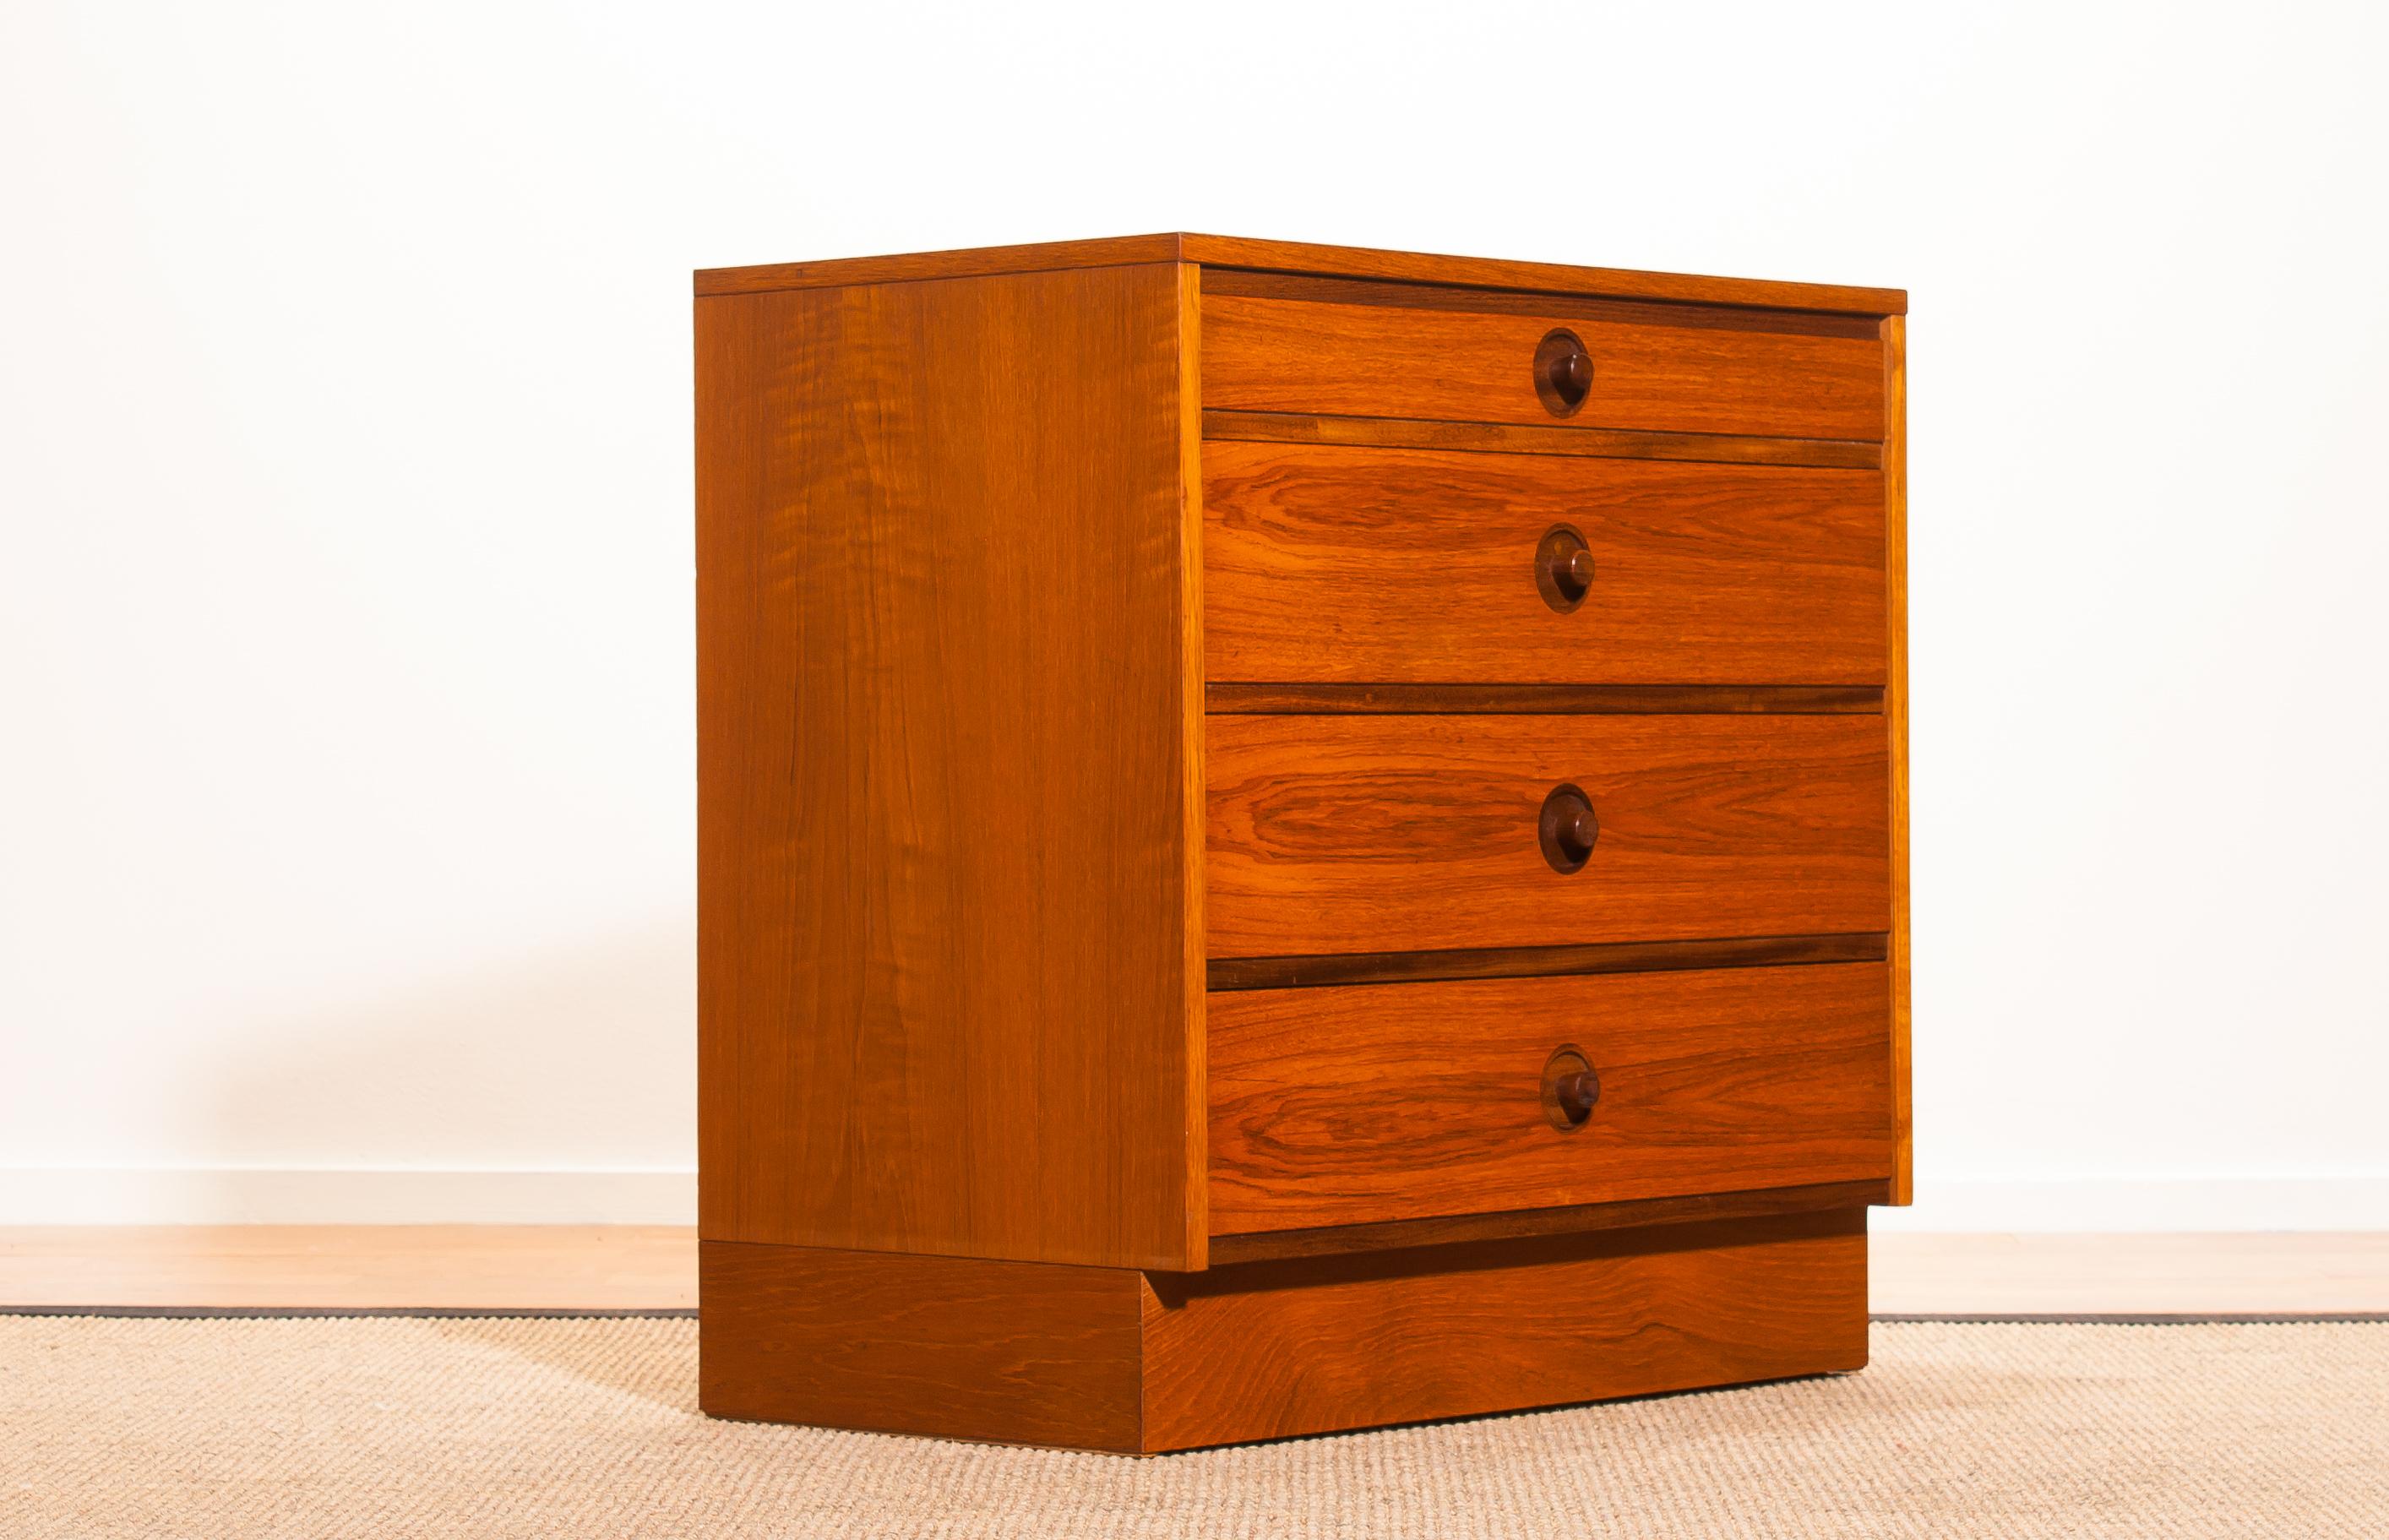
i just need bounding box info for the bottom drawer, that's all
[1208,962,1893,1235]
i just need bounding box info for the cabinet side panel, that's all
[695,264,1198,1268]
[1883,314,1912,1205]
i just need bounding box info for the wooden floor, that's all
[2,1227,2384,1315]
[1867,1232,2389,1316]
[0,1227,698,1312]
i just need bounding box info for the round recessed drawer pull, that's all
[1537,782,1599,873]
[1535,525,1595,612]
[1542,1046,1602,1131]
[1533,329,1594,417]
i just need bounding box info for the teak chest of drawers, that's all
[694,234,1910,1453]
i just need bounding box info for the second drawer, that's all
[1205,713,1890,959]
[1205,441,1886,686]
[1209,962,1896,1234]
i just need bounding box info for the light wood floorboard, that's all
[0,1227,696,1311]
[1869,1232,2389,1316]
[2,1227,2383,1314]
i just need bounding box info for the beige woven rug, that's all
[3,1316,2383,1537]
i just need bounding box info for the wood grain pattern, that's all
[1142,1210,1869,1450]
[1205,683,1882,715]
[1203,296,1885,442]
[699,1240,1146,1450]
[1205,931,1887,992]
[696,233,1908,315]
[1205,442,1886,686]
[695,264,1202,1271]
[1207,964,1894,1233]
[1205,714,1890,958]
[1201,269,1884,338]
[1206,1179,1887,1264]
[1885,313,1913,1205]
[1202,410,1883,470]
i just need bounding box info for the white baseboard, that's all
[0,1167,698,1225]
[1878,1177,2389,1233]
[4,1168,2385,1231]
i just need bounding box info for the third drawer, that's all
[1206,713,1890,960]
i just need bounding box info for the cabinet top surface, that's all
[693,234,1907,317]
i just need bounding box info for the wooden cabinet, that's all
[695,234,1909,1452]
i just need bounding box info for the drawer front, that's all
[1205,441,1887,686]
[1205,714,1889,959]
[1202,295,1885,441]
[1209,963,1894,1234]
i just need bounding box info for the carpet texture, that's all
[3,1317,2384,1537]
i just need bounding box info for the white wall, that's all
[4,2,2385,1229]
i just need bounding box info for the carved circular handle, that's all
[1538,783,1599,873]
[1536,525,1595,612]
[1542,1046,1601,1131]
[1534,329,1594,417]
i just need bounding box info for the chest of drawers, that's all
[694,235,1910,1453]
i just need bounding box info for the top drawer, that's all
[1202,293,1885,442]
